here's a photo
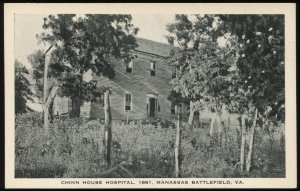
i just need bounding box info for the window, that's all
[171,102,176,114]
[150,61,155,76]
[172,73,176,79]
[126,60,133,73]
[125,93,132,111]
[150,61,155,70]
[171,102,181,114]
[150,70,155,76]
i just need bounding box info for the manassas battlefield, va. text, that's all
[60,180,244,185]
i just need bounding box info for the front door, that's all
[149,97,156,118]
[147,94,158,119]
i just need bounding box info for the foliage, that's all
[166,15,236,115]
[167,90,189,106]
[15,60,33,114]
[30,14,139,117]
[27,50,45,102]
[166,14,285,126]
[217,15,285,121]
[15,114,285,178]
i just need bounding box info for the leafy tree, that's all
[218,15,285,124]
[15,60,33,114]
[215,15,285,172]
[167,14,285,172]
[166,15,236,129]
[167,90,189,106]
[34,14,138,117]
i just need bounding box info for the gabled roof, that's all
[135,38,173,58]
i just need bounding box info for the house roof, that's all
[135,38,173,58]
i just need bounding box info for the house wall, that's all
[52,96,93,118]
[81,101,91,118]
[91,52,180,120]
[53,96,69,116]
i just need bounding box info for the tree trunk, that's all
[217,111,225,147]
[261,117,266,132]
[240,114,246,172]
[228,114,231,127]
[209,112,217,136]
[175,105,181,178]
[43,105,49,131]
[43,84,58,133]
[246,108,258,172]
[103,90,112,169]
[49,97,55,123]
[43,46,53,133]
[43,100,54,128]
[43,52,49,131]
[188,101,195,129]
[217,111,223,133]
[198,111,201,128]
[71,96,81,118]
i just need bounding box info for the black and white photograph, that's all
[5,3,296,189]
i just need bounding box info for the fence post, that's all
[246,108,258,172]
[175,105,181,178]
[240,114,246,172]
[104,89,112,169]
[209,112,216,136]
[42,45,53,133]
[188,101,194,130]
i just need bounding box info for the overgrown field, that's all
[15,112,285,178]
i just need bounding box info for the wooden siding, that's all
[81,101,91,118]
[91,52,178,120]
[53,96,69,115]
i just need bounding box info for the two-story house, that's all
[52,38,184,120]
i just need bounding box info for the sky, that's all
[14,14,175,69]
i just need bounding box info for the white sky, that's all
[14,14,175,69]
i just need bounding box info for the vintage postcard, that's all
[4,3,296,189]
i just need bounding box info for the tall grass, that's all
[15,112,285,178]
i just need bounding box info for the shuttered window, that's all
[125,93,132,111]
[150,61,155,70]
[171,102,176,114]
[150,61,155,76]
[126,60,133,73]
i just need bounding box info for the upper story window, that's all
[126,60,133,73]
[125,93,132,111]
[150,61,156,76]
